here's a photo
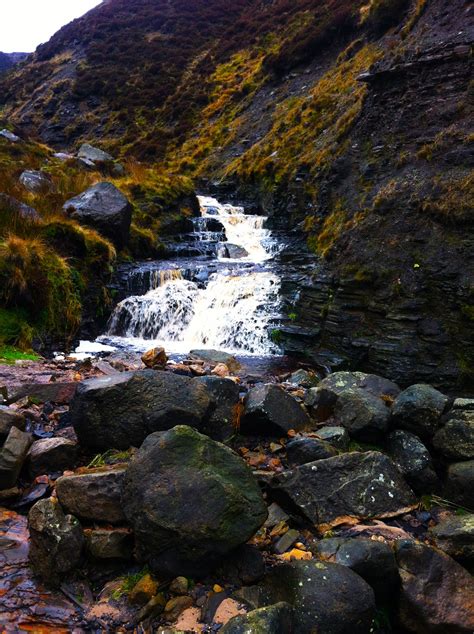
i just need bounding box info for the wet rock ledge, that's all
[0,351,474,632]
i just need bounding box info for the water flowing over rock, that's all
[122,425,268,576]
[103,195,281,356]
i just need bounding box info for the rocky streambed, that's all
[0,350,474,633]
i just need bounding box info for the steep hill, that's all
[0,0,473,388]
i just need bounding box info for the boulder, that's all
[287,368,320,388]
[334,387,390,442]
[433,411,474,461]
[316,537,399,602]
[141,346,168,369]
[218,243,249,259]
[28,497,83,587]
[316,425,350,450]
[0,193,41,223]
[19,170,52,193]
[0,128,20,142]
[240,384,311,436]
[7,381,77,405]
[195,376,241,441]
[0,427,32,489]
[77,143,114,163]
[215,544,265,585]
[394,540,474,633]
[286,436,338,466]
[269,451,416,526]
[84,527,134,560]
[70,370,211,451]
[252,560,375,634]
[305,371,399,420]
[387,430,439,494]
[122,426,267,576]
[391,384,448,440]
[56,466,126,524]
[445,460,474,508]
[28,437,78,477]
[189,349,240,373]
[221,603,294,634]
[0,405,25,438]
[429,514,474,563]
[63,181,132,248]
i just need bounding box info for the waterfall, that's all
[101,195,282,356]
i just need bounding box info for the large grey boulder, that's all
[70,370,211,451]
[0,427,32,489]
[395,540,474,633]
[28,497,84,587]
[248,560,375,634]
[305,371,399,421]
[19,170,52,193]
[429,514,474,563]
[269,451,416,526]
[63,181,132,248]
[388,430,439,494]
[240,384,311,436]
[122,426,267,576]
[56,466,126,524]
[78,143,114,163]
[391,384,448,441]
[334,387,390,442]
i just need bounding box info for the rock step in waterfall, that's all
[100,196,282,356]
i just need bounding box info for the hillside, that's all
[0,0,473,388]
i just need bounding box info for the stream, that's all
[96,196,285,361]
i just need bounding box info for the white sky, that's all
[0,1,103,52]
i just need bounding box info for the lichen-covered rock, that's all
[391,384,448,440]
[77,143,114,163]
[63,181,132,248]
[429,515,474,563]
[286,436,338,466]
[28,497,83,587]
[334,387,390,442]
[387,430,439,494]
[394,540,474,633]
[305,371,399,421]
[28,437,78,477]
[316,537,398,602]
[56,466,126,524]
[0,427,32,489]
[269,451,416,526]
[241,384,311,436]
[221,602,294,634]
[255,560,375,634]
[122,426,267,576]
[70,370,211,451]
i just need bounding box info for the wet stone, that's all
[0,427,33,489]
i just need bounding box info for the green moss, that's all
[0,345,39,365]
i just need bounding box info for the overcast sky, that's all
[1,1,102,52]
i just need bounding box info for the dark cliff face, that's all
[0,0,472,389]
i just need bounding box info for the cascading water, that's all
[99,196,282,356]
